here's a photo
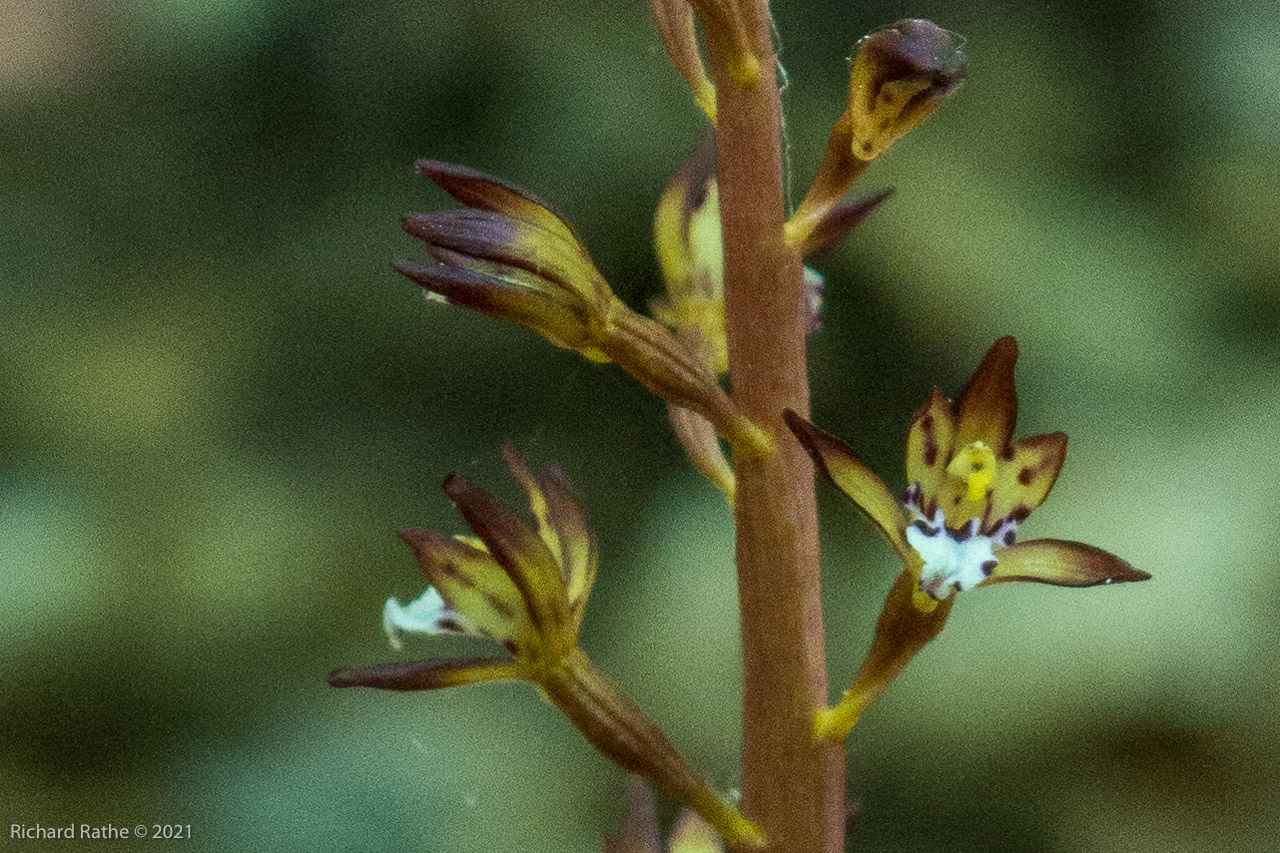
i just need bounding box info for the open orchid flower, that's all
[330,447,763,849]
[785,337,1149,741]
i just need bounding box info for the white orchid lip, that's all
[382,587,478,651]
[903,486,1018,600]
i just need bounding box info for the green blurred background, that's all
[2,0,1277,850]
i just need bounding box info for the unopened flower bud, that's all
[650,0,718,122]
[785,20,961,252]
[397,160,766,455]
[846,19,966,161]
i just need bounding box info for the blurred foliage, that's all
[2,0,1278,850]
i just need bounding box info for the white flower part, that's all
[382,587,477,651]
[904,506,1003,600]
[802,266,825,333]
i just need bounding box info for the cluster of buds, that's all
[786,338,1149,741]
[330,447,764,849]
[394,161,767,456]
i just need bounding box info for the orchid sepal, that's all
[981,538,1150,588]
[792,188,894,257]
[784,409,912,563]
[414,159,578,241]
[952,335,1018,454]
[327,657,520,691]
[845,20,967,162]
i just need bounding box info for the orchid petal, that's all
[904,387,955,516]
[397,530,533,649]
[503,445,596,621]
[403,209,608,308]
[653,132,718,291]
[540,464,596,619]
[328,656,520,691]
[785,410,911,562]
[953,336,1018,454]
[414,159,579,246]
[443,473,571,642]
[988,431,1067,526]
[504,446,560,565]
[652,133,728,378]
[392,259,594,353]
[982,539,1150,587]
[382,587,478,651]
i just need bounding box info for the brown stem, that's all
[706,5,845,853]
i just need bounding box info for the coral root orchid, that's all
[785,337,1149,741]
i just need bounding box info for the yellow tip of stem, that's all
[691,790,767,850]
[813,700,862,743]
[730,417,774,459]
[781,216,813,252]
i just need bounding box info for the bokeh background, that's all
[3,0,1277,850]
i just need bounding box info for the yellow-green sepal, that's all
[785,410,912,562]
[328,656,520,691]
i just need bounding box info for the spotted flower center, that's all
[946,440,996,502]
[904,480,1018,601]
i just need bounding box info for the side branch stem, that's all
[707,5,845,852]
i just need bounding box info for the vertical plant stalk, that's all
[707,4,845,852]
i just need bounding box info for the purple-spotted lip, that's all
[903,482,1019,548]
